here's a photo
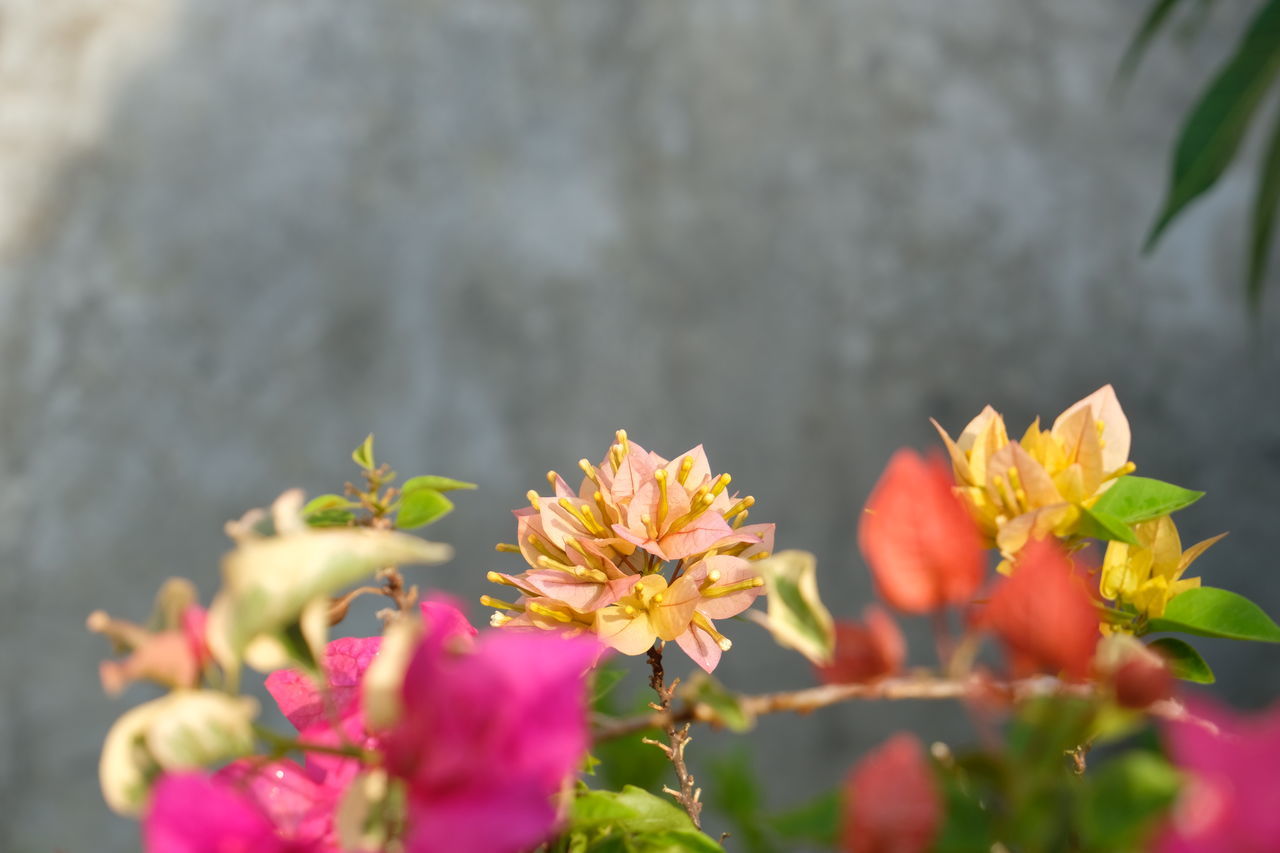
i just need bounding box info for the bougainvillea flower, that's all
[1101,516,1224,620]
[381,626,600,853]
[979,538,1100,680]
[858,449,986,613]
[595,574,702,654]
[1156,699,1280,852]
[934,386,1134,558]
[668,555,766,672]
[841,733,941,853]
[816,606,905,685]
[144,772,318,853]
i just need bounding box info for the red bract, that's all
[815,606,905,685]
[981,538,1099,680]
[841,733,941,853]
[858,450,986,613]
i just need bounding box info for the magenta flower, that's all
[1157,699,1280,852]
[144,772,317,853]
[381,623,600,853]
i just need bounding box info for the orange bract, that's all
[858,450,986,613]
[841,733,941,853]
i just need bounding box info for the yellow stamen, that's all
[710,473,732,497]
[526,490,541,511]
[1105,461,1137,482]
[748,551,771,561]
[692,612,733,651]
[724,496,754,521]
[655,469,670,527]
[677,455,694,486]
[732,509,749,529]
[546,470,559,488]
[592,490,613,523]
[707,569,722,584]
[480,595,522,612]
[578,458,599,484]
[490,612,512,627]
[528,602,573,623]
[559,497,607,535]
[615,429,629,453]
[495,543,521,553]
[525,533,559,561]
[642,513,659,539]
[622,604,638,617]
[703,577,765,598]
[537,555,581,576]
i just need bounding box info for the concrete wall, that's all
[2,1,1277,850]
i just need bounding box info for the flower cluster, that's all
[484,430,774,672]
[142,601,599,853]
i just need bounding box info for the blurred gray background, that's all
[2,1,1278,850]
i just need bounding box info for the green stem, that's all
[252,724,379,763]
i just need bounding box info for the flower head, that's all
[841,733,941,853]
[487,432,773,671]
[1101,516,1224,621]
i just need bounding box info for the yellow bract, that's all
[934,385,1133,560]
[1101,516,1225,621]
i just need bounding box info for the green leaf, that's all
[1078,752,1181,851]
[750,550,835,665]
[401,474,477,493]
[1146,586,1280,642]
[1117,0,1190,83]
[303,493,357,515]
[1249,91,1280,307]
[570,787,699,834]
[1145,0,1280,250]
[1147,637,1215,683]
[352,434,375,470]
[933,767,995,853]
[1076,506,1142,546]
[395,489,453,529]
[1091,476,1204,524]
[687,674,755,733]
[766,791,841,847]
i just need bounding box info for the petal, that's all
[1054,385,1130,475]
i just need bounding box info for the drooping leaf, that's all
[352,434,376,470]
[401,474,477,493]
[1091,476,1204,524]
[749,550,835,665]
[1116,0,1192,83]
[1147,636,1216,683]
[1078,752,1182,851]
[395,489,454,529]
[1076,506,1142,546]
[1146,586,1280,642]
[1144,0,1280,250]
[1249,94,1280,306]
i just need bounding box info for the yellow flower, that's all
[934,385,1135,561]
[1100,515,1225,620]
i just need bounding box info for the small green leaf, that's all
[1078,752,1182,851]
[303,494,357,515]
[1076,506,1142,545]
[1145,0,1280,250]
[1091,476,1204,524]
[395,489,453,529]
[1116,0,1190,83]
[1249,91,1280,307]
[750,550,836,665]
[1146,586,1280,642]
[766,791,841,846]
[352,434,376,470]
[1147,637,1215,683]
[402,474,477,493]
[305,509,356,528]
[570,786,698,833]
[687,674,755,733]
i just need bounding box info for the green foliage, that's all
[400,475,477,493]
[394,488,454,529]
[352,434,376,470]
[551,787,721,853]
[1077,753,1182,852]
[589,664,670,794]
[1147,636,1216,683]
[752,551,836,665]
[303,494,357,528]
[1137,0,1280,305]
[1146,586,1280,641]
[1091,476,1204,525]
[686,674,755,733]
[1075,506,1141,545]
[706,748,840,853]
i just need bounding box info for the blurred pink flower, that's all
[841,733,941,853]
[144,772,317,853]
[1157,700,1280,852]
[381,622,600,853]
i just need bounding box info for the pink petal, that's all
[675,623,723,673]
[144,773,307,853]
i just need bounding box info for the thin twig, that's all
[593,674,1216,741]
[644,644,703,829]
